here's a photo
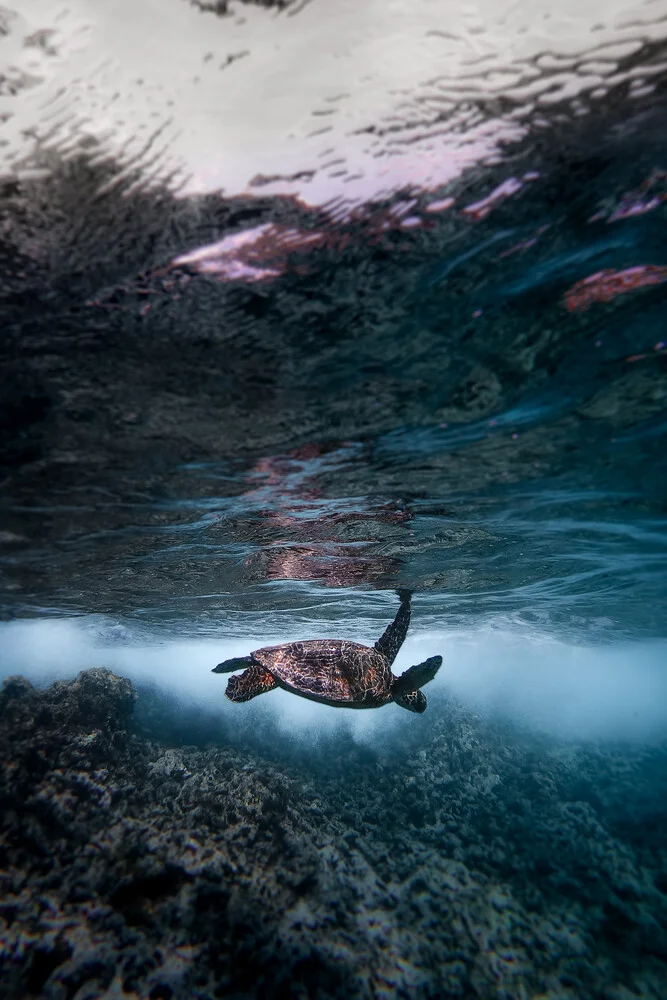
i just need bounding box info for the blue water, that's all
[1,17,667,996]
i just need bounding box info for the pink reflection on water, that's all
[91,150,550,301]
[497,224,550,260]
[170,154,545,285]
[589,168,667,223]
[172,223,323,282]
[238,443,411,587]
[424,196,456,214]
[461,174,536,222]
[170,173,536,285]
[563,264,667,312]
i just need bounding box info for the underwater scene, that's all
[1,0,667,997]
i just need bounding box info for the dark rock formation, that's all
[1,669,666,999]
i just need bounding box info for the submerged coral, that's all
[1,669,666,999]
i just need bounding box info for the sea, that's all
[1,1,666,997]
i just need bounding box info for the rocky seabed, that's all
[1,668,666,999]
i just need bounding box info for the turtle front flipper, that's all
[226,665,278,703]
[374,589,412,665]
[212,655,254,674]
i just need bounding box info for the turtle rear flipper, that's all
[392,655,442,698]
[212,655,254,674]
[374,590,412,665]
[226,665,278,702]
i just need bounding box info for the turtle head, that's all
[390,655,442,713]
[393,688,427,713]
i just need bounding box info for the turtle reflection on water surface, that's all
[213,590,442,713]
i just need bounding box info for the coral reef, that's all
[1,669,666,999]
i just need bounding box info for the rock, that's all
[0,671,666,998]
[1,667,136,731]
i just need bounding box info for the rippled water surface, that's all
[2,91,667,641]
[1,3,667,997]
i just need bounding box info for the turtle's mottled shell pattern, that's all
[251,639,392,708]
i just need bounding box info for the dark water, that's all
[3,123,667,637]
[1,3,667,997]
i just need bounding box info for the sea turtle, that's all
[212,590,442,713]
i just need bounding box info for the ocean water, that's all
[1,2,667,997]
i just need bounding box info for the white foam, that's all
[1,617,666,744]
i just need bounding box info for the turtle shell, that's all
[252,639,392,706]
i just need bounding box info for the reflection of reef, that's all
[243,543,402,586]
[2,669,666,998]
[563,265,667,312]
[2,94,667,612]
[237,448,412,587]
